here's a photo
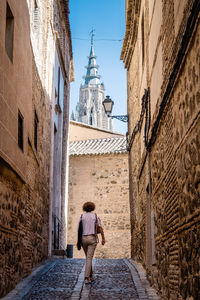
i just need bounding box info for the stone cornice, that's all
[120,0,141,69]
[59,0,73,60]
[59,0,74,82]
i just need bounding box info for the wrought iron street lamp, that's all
[102,96,128,123]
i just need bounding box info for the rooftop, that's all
[69,136,127,156]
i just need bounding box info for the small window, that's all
[34,0,38,33]
[57,67,60,106]
[5,2,14,62]
[141,12,145,66]
[34,111,39,150]
[90,108,93,125]
[18,111,23,151]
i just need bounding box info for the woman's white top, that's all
[79,212,101,235]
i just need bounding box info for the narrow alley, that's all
[0,0,200,299]
[3,258,158,300]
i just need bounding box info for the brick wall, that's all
[121,0,200,298]
[67,153,131,259]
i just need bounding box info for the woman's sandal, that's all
[84,278,91,284]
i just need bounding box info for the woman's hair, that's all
[82,202,95,212]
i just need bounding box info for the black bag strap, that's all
[95,213,99,243]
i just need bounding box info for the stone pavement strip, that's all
[2,258,159,300]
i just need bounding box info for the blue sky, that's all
[69,0,127,134]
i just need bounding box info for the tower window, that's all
[34,111,39,150]
[18,111,23,151]
[5,2,14,62]
[90,108,93,125]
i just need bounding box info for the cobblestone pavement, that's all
[85,259,139,300]
[2,258,159,300]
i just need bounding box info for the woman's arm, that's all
[99,226,106,245]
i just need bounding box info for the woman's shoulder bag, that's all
[77,214,83,250]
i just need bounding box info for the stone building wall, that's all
[67,153,131,259]
[0,0,72,296]
[0,59,51,298]
[121,0,200,299]
[0,1,50,296]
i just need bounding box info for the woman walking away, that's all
[77,202,105,284]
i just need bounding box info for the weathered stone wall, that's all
[67,153,131,259]
[151,19,200,299]
[122,0,200,298]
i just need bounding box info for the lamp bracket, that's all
[111,115,129,123]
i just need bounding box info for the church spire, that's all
[91,28,94,47]
[75,32,112,131]
[84,29,101,85]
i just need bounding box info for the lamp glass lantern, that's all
[102,96,114,116]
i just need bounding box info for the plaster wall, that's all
[0,1,51,297]
[0,0,32,179]
[69,121,123,142]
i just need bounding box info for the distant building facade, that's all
[121,0,200,299]
[0,0,73,296]
[67,121,130,259]
[74,36,112,131]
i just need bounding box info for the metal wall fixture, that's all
[102,96,129,123]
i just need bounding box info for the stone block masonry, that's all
[67,153,131,259]
[121,0,200,298]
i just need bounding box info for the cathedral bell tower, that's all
[75,32,112,131]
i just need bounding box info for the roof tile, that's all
[69,136,127,156]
